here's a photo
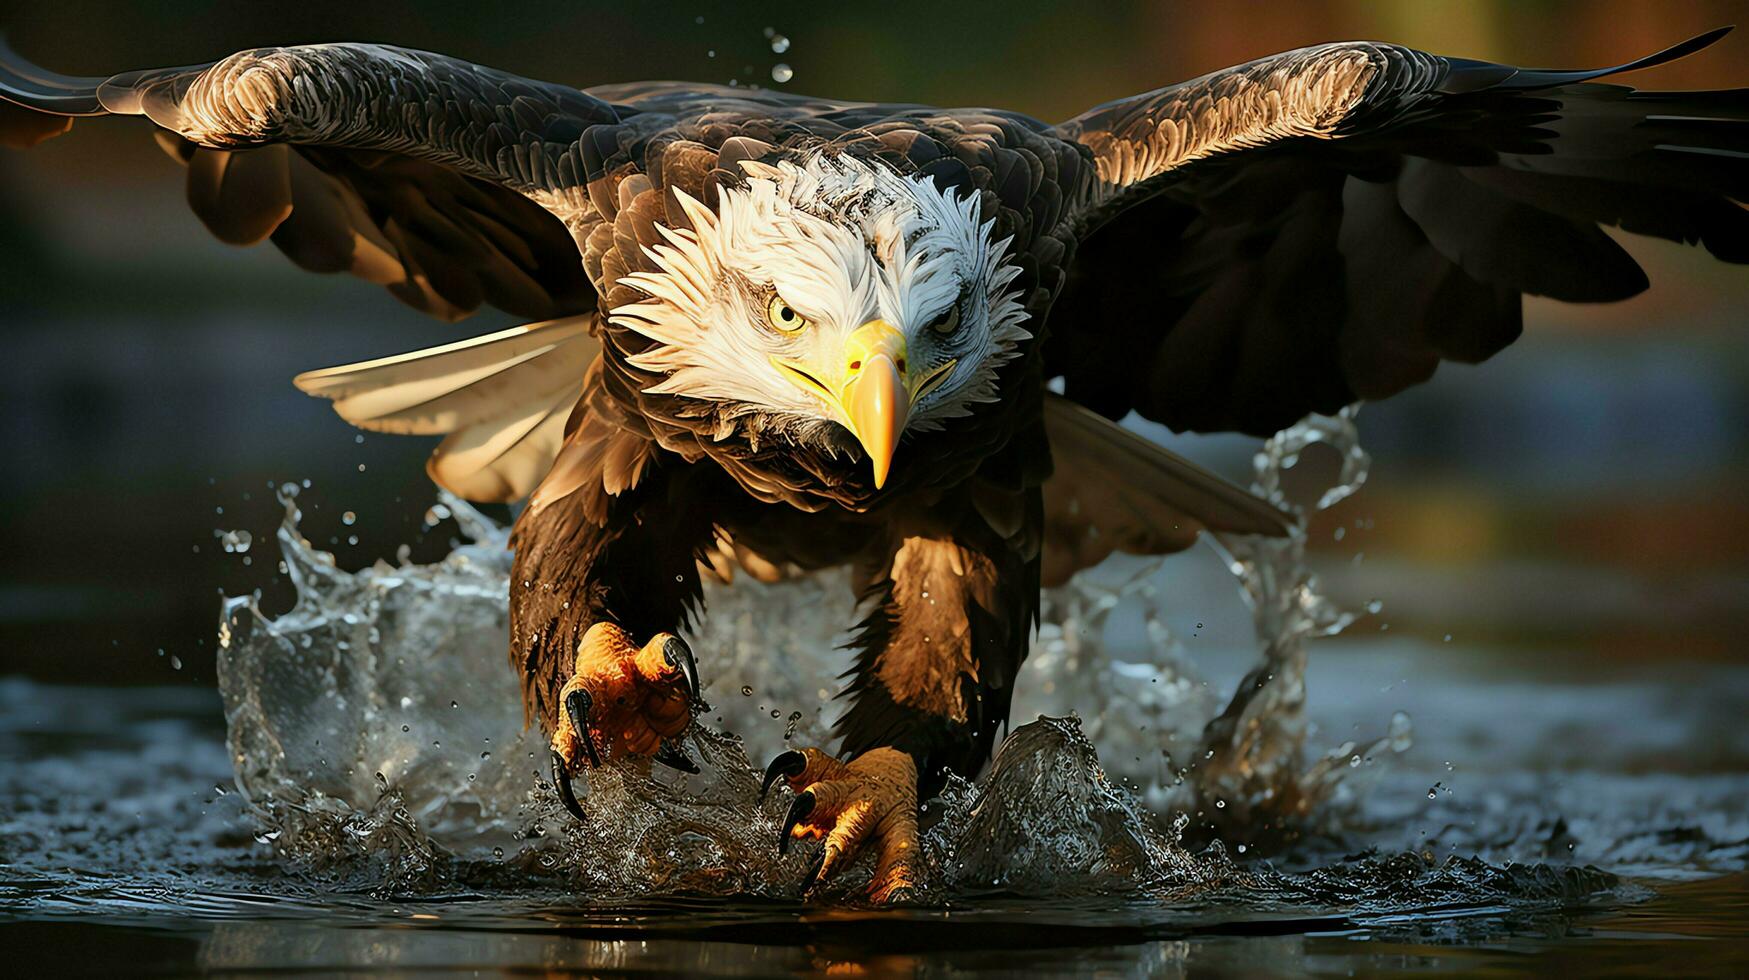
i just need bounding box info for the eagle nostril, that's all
[896,358,906,372]
[849,359,862,371]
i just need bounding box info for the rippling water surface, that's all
[2,415,1745,976]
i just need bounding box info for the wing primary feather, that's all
[1488,27,1734,91]
[1043,394,1292,537]
[0,37,107,115]
[295,315,596,449]
[295,315,598,502]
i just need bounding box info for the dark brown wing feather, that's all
[0,42,613,320]
[1048,31,1749,437]
[1039,395,1291,586]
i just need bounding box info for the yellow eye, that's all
[767,294,809,332]
[930,303,961,334]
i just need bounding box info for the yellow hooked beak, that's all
[839,320,909,489]
[771,319,957,490]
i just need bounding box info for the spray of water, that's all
[216,411,1413,899]
[1189,405,1411,849]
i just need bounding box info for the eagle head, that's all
[608,152,1029,489]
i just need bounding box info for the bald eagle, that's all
[4,29,1747,901]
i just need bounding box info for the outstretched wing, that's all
[1047,29,1749,437]
[0,42,637,499]
[0,41,607,321]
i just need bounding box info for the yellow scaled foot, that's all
[762,746,920,903]
[549,622,702,820]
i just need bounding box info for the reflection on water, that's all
[2,637,1746,974]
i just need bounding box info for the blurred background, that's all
[0,0,1745,686]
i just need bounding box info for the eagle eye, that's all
[767,293,809,333]
[929,302,962,335]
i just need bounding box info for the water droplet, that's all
[450,700,459,709]
[784,710,803,739]
[213,783,228,795]
[342,511,357,526]
[424,503,451,526]
[169,655,183,670]
[740,685,753,696]
[1388,711,1414,752]
[346,535,359,546]
[401,724,410,732]
[771,63,793,83]
[1215,799,1226,809]
[769,34,790,54]
[219,529,252,554]
[492,846,504,859]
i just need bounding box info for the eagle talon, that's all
[761,750,808,801]
[564,688,601,767]
[551,750,586,822]
[802,845,828,896]
[774,746,921,903]
[547,623,701,777]
[653,741,700,774]
[779,791,815,855]
[661,636,700,700]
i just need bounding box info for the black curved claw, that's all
[760,749,807,802]
[778,790,815,855]
[551,750,586,822]
[661,635,701,701]
[565,688,600,767]
[653,740,700,774]
[802,845,827,896]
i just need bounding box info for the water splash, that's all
[217,487,1233,896]
[215,410,1412,899]
[1188,405,1408,848]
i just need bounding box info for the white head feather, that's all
[609,152,1029,441]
